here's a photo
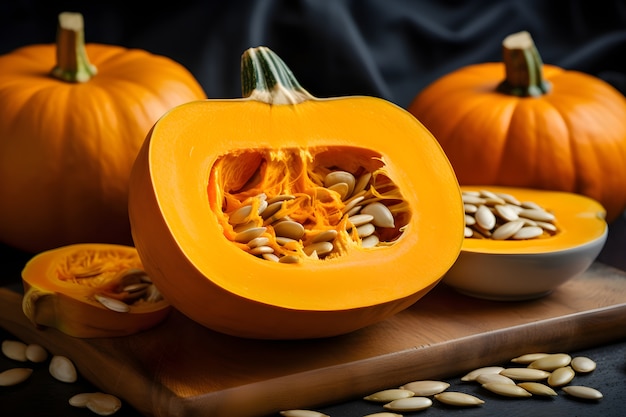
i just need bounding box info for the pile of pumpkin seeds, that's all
[224,168,408,263]
[280,352,603,416]
[463,189,558,240]
[1,338,122,415]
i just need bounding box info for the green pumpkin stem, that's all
[241,46,314,104]
[50,12,97,83]
[496,31,551,97]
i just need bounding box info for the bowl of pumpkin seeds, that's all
[442,186,608,301]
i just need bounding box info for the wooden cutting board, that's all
[1,262,626,417]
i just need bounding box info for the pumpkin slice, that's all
[21,243,171,338]
[129,47,464,339]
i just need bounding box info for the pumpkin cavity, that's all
[209,146,411,262]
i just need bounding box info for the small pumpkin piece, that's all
[21,243,171,338]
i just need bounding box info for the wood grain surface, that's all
[1,262,625,417]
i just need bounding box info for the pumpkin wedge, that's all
[408,31,626,223]
[129,46,464,339]
[22,244,171,338]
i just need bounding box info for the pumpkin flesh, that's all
[130,95,464,339]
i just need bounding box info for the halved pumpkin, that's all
[22,243,171,338]
[128,47,464,339]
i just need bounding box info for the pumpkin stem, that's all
[50,12,97,83]
[496,31,551,97]
[241,47,314,104]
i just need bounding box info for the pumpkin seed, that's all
[461,366,504,381]
[362,413,402,417]
[342,195,365,214]
[364,388,415,403]
[94,294,130,313]
[352,172,372,196]
[494,204,519,221]
[361,202,395,228]
[69,392,122,416]
[327,182,350,200]
[274,220,305,240]
[25,343,48,363]
[528,353,571,371]
[229,204,253,225]
[0,367,33,386]
[434,391,484,406]
[475,205,496,230]
[383,396,432,411]
[561,385,603,400]
[2,340,28,361]
[361,234,380,248]
[512,225,544,240]
[518,208,555,222]
[475,373,515,385]
[400,380,450,396]
[279,410,330,417]
[49,355,77,383]
[234,226,267,243]
[250,245,274,255]
[248,236,270,248]
[482,382,532,397]
[278,255,300,264]
[491,220,525,240]
[571,356,597,373]
[517,382,558,396]
[499,367,550,381]
[510,352,550,364]
[262,253,280,262]
[311,229,338,243]
[547,366,575,387]
[303,241,333,256]
[348,213,375,227]
[324,170,356,197]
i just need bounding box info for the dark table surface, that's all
[1,212,626,417]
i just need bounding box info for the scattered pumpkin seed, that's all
[475,373,515,385]
[383,396,432,412]
[1,340,28,361]
[49,355,78,383]
[400,380,450,396]
[25,343,48,363]
[562,385,603,400]
[482,382,532,398]
[279,410,330,417]
[510,353,550,364]
[363,388,415,403]
[547,366,575,387]
[571,356,597,373]
[461,366,505,381]
[517,382,558,396]
[69,392,122,416]
[499,367,550,381]
[434,391,485,406]
[94,294,131,313]
[528,353,571,371]
[0,367,33,386]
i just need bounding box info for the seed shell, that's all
[517,382,558,396]
[547,366,575,387]
[49,355,78,383]
[482,382,532,397]
[363,388,415,403]
[461,366,504,381]
[279,410,330,417]
[499,367,550,381]
[571,356,596,373]
[562,385,603,400]
[361,202,395,228]
[0,367,33,386]
[383,396,432,412]
[1,340,28,361]
[476,373,515,385]
[25,343,48,363]
[434,391,484,406]
[400,380,450,396]
[528,353,571,371]
[510,353,550,364]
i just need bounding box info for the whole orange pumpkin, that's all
[408,31,626,223]
[0,12,206,253]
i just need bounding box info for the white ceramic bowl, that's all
[443,187,608,301]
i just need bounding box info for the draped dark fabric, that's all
[1,0,625,266]
[2,0,625,107]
